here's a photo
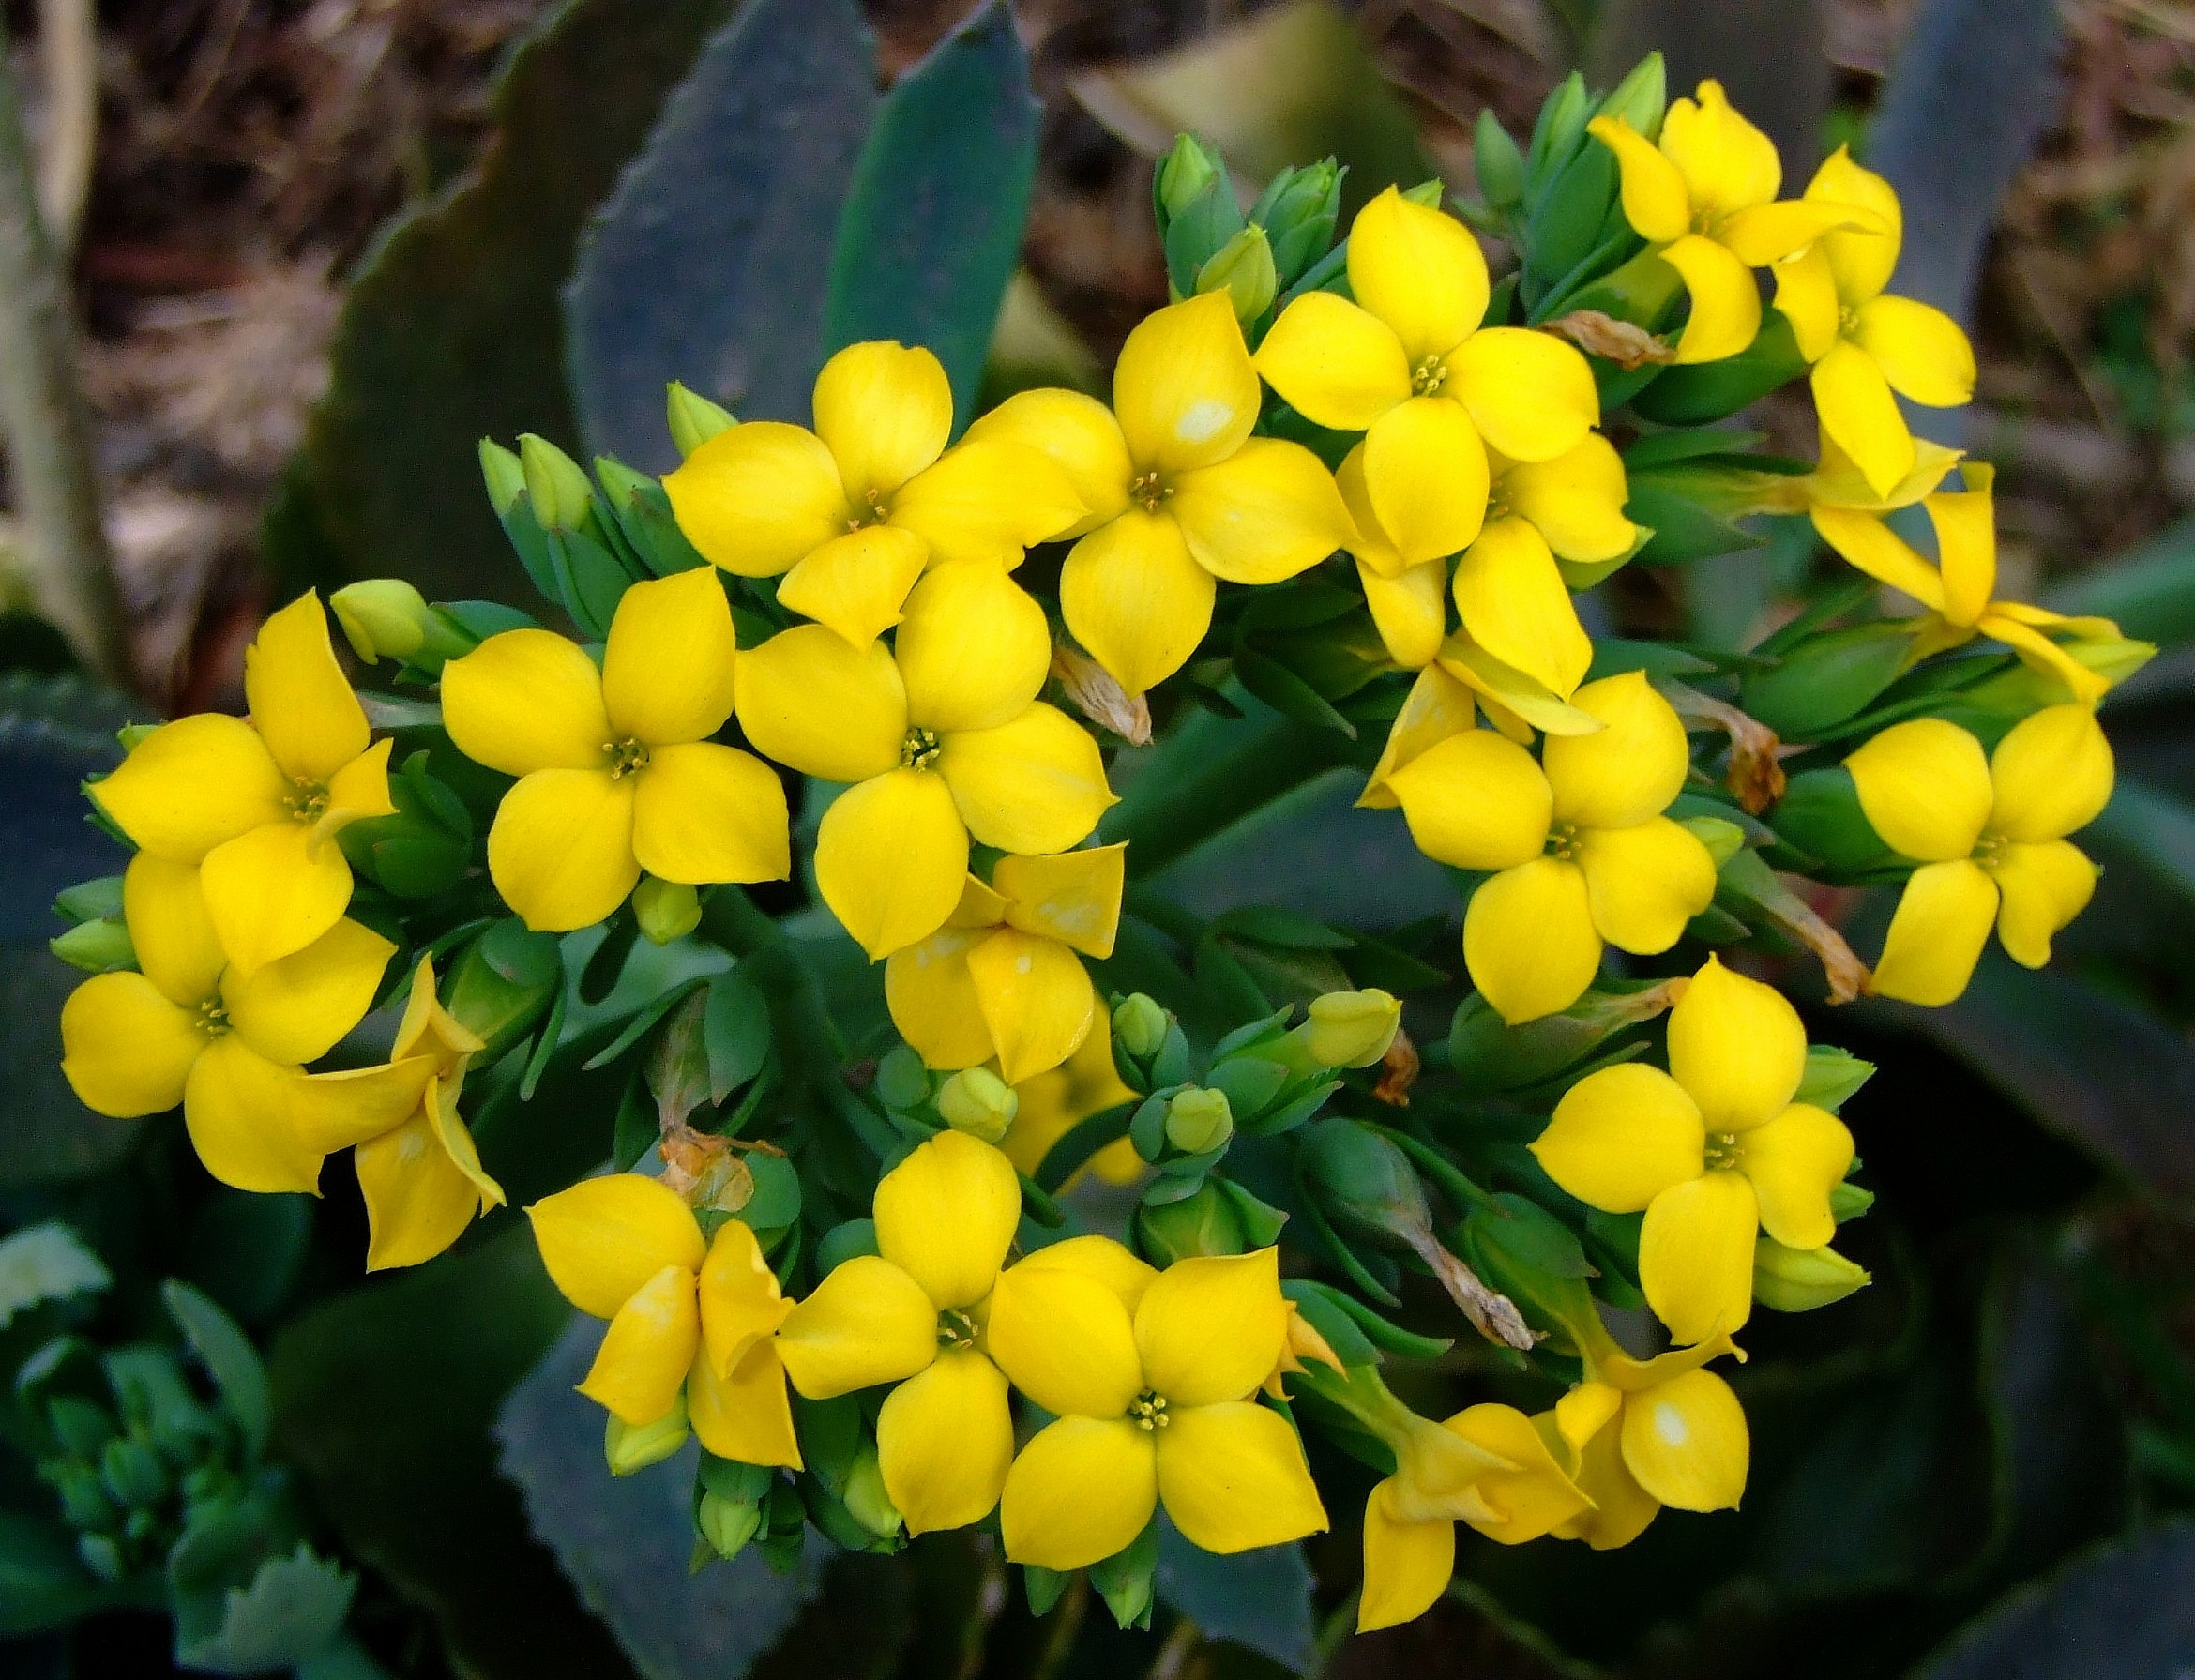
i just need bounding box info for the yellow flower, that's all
[1256,188,1598,569]
[1845,705,2111,1006]
[1773,149,1976,498]
[1549,1332,1749,1550]
[1811,463,2120,705]
[774,1131,1022,1534]
[1357,1402,1590,1631]
[60,854,428,1195]
[1589,82,1875,363]
[1383,673,1718,1024]
[660,341,1084,645]
[735,563,1114,959]
[1530,958,1854,1343]
[885,845,1124,1085]
[1000,1024,1143,1188]
[527,1173,800,1468]
[990,1243,1328,1568]
[966,293,1353,696]
[89,593,395,977]
[441,567,791,933]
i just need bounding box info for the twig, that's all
[34,0,97,256]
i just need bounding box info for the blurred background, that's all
[3,1,2195,1677]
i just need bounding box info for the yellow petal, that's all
[1361,557,1447,671]
[994,845,1124,957]
[1562,1402,1662,1549]
[1577,817,1718,955]
[1010,1234,1158,1318]
[1659,79,1780,217]
[1465,857,1601,1025]
[1774,245,1843,362]
[937,703,1113,855]
[775,526,927,646]
[316,739,397,847]
[1058,512,1217,697]
[1640,1171,1759,1344]
[875,1128,1022,1309]
[1360,664,1477,808]
[734,623,907,784]
[1805,146,1902,302]
[1617,1369,1748,1511]
[898,562,1052,734]
[356,1109,485,1271]
[1976,609,2113,706]
[122,853,225,1006]
[1667,955,1808,1132]
[246,593,369,783]
[1533,1062,1706,1212]
[1852,295,1975,408]
[60,972,203,1118]
[698,1218,794,1377]
[526,1173,705,1318]
[961,387,1133,537]
[775,1255,939,1398]
[814,768,970,960]
[1739,1102,1853,1250]
[689,1338,802,1469]
[201,820,356,979]
[1445,327,1598,463]
[662,420,848,576]
[1385,728,1552,870]
[1809,505,1949,613]
[813,340,951,499]
[1135,1248,1287,1408]
[986,1258,1144,1419]
[968,930,1096,1086]
[183,1036,324,1195]
[1501,434,1636,564]
[630,743,790,886]
[1452,517,1591,699]
[1364,395,1490,566]
[889,438,1086,566]
[442,630,613,777]
[1156,1400,1328,1553]
[1447,1403,1591,1544]
[1170,438,1353,585]
[1811,340,1914,499]
[1356,1479,1454,1631]
[1988,704,2114,843]
[1254,291,1412,432]
[1000,1415,1158,1570]
[1870,857,1998,1006]
[885,927,994,1069]
[289,1056,437,1154]
[1586,115,1693,244]
[1845,718,1992,861]
[1717,199,1863,266]
[1543,671,1691,830]
[1335,443,1408,578]
[879,1349,1015,1534]
[1113,292,1259,475]
[1661,234,1763,364]
[578,1264,701,1425]
[1347,186,1491,364]
[1991,840,2098,969]
[1926,473,1997,628]
[1436,635,1599,739]
[91,714,284,862]
[487,769,640,933]
[223,916,396,1066]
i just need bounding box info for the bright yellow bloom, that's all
[442,567,791,933]
[1811,463,2120,705]
[1000,1023,1143,1188]
[967,293,1353,695]
[1549,1332,1748,1550]
[774,1131,1022,1534]
[1589,82,1874,363]
[1773,149,1976,498]
[1845,705,2111,1005]
[1383,673,1718,1023]
[886,844,1124,1085]
[991,1243,1327,1568]
[528,1173,800,1467]
[661,341,1083,645]
[89,593,395,977]
[735,564,1114,959]
[60,854,428,1195]
[1531,958,1854,1343]
[1256,188,1598,568]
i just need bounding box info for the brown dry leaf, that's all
[1542,310,1677,370]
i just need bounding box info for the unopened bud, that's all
[1594,51,1667,139]
[634,877,702,946]
[1254,159,1342,283]
[519,433,596,532]
[1752,1237,1870,1312]
[444,920,562,1061]
[1473,108,1524,210]
[1194,225,1278,325]
[667,382,737,459]
[1156,133,1223,225]
[1137,1182,1246,1264]
[697,1490,762,1560]
[841,1442,901,1539]
[51,918,134,974]
[1164,1087,1234,1156]
[592,455,653,513]
[1302,989,1402,1069]
[604,1398,689,1475]
[1113,993,1169,1061]
[478,438,526,517]
[330,579,431,664]
[937,1067,1017,1143]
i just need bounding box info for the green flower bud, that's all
[1594,51,1667,139]
[592,455,654,513]
[697,1490,762,1560]
[1164,1087,1234,1156]
[1112,993,1169,1060]
[519,433,596,532]
[1680,815,1747,869]
[1194,225,1278,325]
[479,438,526,517]
[634,876,702,946]
[99,1436,168,1509]
[330,579,431,664]
[1252,160,1342,283]
[1156,133,1223,226]
[51,917,134,974]
[49,1462,117,1533]
[444,920,563,1061]
[1752,1237,1870,1312]
[872,1044,932,1112]
[1136,1182,1246,1264]
[1302,989,1401,1069]
[667,382,737,459]
[76,1532,127,1584]
[605,1398,689,1476]
[937,1067,1017,1143]
[116,722,158,752]
[841,1442,901,1540]
[1474,108,1525,210]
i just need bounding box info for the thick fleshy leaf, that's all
[1852,295,1975,407]
[1346,187,1490,364]
[967,929,1096,1085]
[201,821,357,979]
[526,1173,704,1319]
[578,1264,700,1425]
[1659,79,1780,216]
[874,1128,1022,1309]
[92,714,285,861]
[961,387,1132,537]
[1058,512,1217,697]
[1811,340,1914,498]
[994,845,1123,957]
[487,769,640,933]
[697,1218,793,1377]
[1113,292,1259,475]
[1451,517,1590,699]
[897,562,1052,734]
[124,853,226,1006]
[777,526,928,646]
[1991,840,2098,969]
[630,743,790,885]
[246,593,371,783]
[1532,1062,1705,1213]
[1774,246,1843,361]
[59,972,204,1118]
[688,1339,801,1470]
[1156,1400,1328,1554]
[813,768,969,959]
[1846,718,1993,861]
[1640,1170,1758,1345]
[775,1254,938,1398]
[1385,728,1551,870]
[884,927,993,1069]
[1356,1478,1453,1632]
[734,623,907,784]
[1447,1403,1591,1545]
[1502,434,1636,563]
[1617,1369,1748,1511]
[1363,395,1490,567]
[813,340,952,499]
[999,1415,1158,1570]
[1446,328,1597,463]
[878,1348,1014,1534]
[1541,670,1691,830]
[442,630,613,777]
[663,421,851,578]
[1253,292,1412,433]
[1738,1102,1853,1250]
[889,438,1085,567]
[183,1037,324,1195]
[1988,704,2113,843]
[599,569,738,749]
[986,1259,1143,1419]
[1586,116,1691,243]
[357,1108,488,1272]
[1667,956,1808,1132]
[936,703,1113,855]
[1135,1249,1287,1409]
[1577,818,1718,954]
[1870,857,1998,1006]
[224,917,397,1066]
[1661,235,1762,365]
[1170,438,1352,586]
[1463,857,1602,1025]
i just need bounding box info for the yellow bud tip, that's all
[1164,1086,1234,1155]
[666,381,737,459]
[1113,993,1170,1060]
[1303,989,1403,1069]
[329,579,431,664]
[632,876,702,946]
[602,1399,689,1475]
[936,1067,1017,1143]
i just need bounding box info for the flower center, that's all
[1410,355,1449,397]
[846,488,891,532]
[936,1308,979,1351]
[1129,1389,1170,1431]
[1838,302,1862,338]
[603,736,651,779]
[1544,820,1581,862]
[901,726,942,771]
[1128,470,1172,514]
[282,778,330,823]
[1972,830,2008,869]
[1703,1131,1743,1171]
[193,995,232,1039]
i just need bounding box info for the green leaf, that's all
[2082,778,2195,917]
[1628,311,1806,424]
[1154,1517,1315,1673]
[0,1224,109,1328]
[704,968,772,1104]
[161,1280,270,1463]
[174,1546,356,1675]
[0,1509,125,1636]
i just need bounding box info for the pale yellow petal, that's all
[91,714,284,862]
[1543,671,1691,830]
[200,820,356,978]
[775,1254,938,1398]
[1640,1171,1758,1344]
[1927,473,1997,628]
[775,526,927,648]
[1155,1400,1328,1553]
[288,1057,436,1154]
[1134,1248,1287,1409]
[1563,1404,1662,1549]
[59,972,204,1118]
[1576,817,1718,955]
[1385,728,1551,870]
[1058,512,1217,697]
[1532,1062,1705,1214]
[630,743,790,886]
[1618,1369,1748,1511]
[1870,857,1998,1006]
[223,916,396,1066]
[183,1036,324,1195]
[1364,395,1490,566]
[1346,186,1490,364]
[1718,199,1865,266]
[1445,328,1598,463]
[1000,1416,1158,1570]
[813,768,969,960]
[986,1258,1144,1419]
[875,1128,1022,1309]
[1991,840,2098,969]
[813,340,951,498]
[961,387,1133,537]
[1811,340,1915,499]
[889,438,1086,565]
[1360,664,1478,808]
[1447,1403,1591,1544]
[1113,292,1260,475]
[1852,295,1975,408]
[486,768,639,933]
[885,927,994,1069]
[1666,956,1808,1132]
[1170,438,1353,585]
[1335,443,1407,578]
[662,420,848,577]
[879,1349,1015,1534]
[689,1339,801,1469]
[1463,857,1601,1025]
[1356,1479,1454,1631]
[1738,1102,1853,1250]
[936,703,1113,855]
[1252,291,1412,432]
[598,567,739,743]
[1845,718,1992,861]
[578,1264,701,1425]
[526,1173,705,1318]
[122,853,225,1006]
[734,623,907,783]
[1501,434,1636,564]
[1988,704,2113,843]
[1009,1234,1158,1318]
[442,629,613,777]
[1586,116,1692,244]
[1661,234,1763,365]
[897,562,1052,734]
[1451,517,1591,699]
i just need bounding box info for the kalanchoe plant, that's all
[43,54,2149,1644]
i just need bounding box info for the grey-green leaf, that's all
[175,1546,356,1675]
[161,1279,270,1463]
